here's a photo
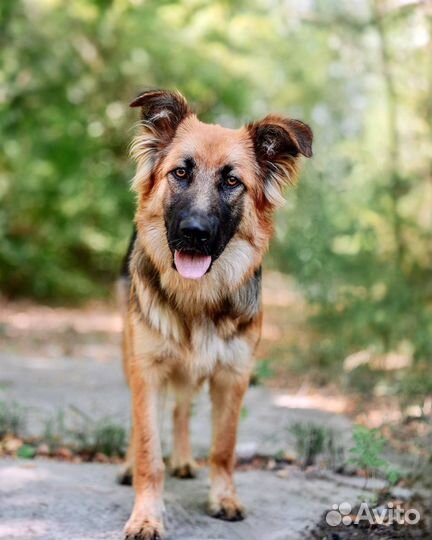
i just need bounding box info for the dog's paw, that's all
[117,464,133,486]
[170,460,198,479]
[124,517,164,540]
[209,497,246,521]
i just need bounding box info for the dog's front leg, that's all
[124,366,165,540]
[208,368,250,521]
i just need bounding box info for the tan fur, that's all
[122,91,311,540]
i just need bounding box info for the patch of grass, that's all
[0,401,126,460]
[0,400,26,438]
[349,426,387,478]
[73,420,127,457]
[290,422,340,469]
[43,410,67,451]
[91,422,127,457]
[349,426,402,486]
[251,359,274,386]
[43,408,127,458]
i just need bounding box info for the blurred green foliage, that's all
[0,399,26,437]
[0,1,431,401]
[74,420,126,457]
[290,422,332,469]
[349,425,401,485]
[0,0,261,300]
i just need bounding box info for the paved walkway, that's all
[0,353,352,457]
[0,459,383,540]
[0,353,384,540]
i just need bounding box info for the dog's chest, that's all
[134,296,252,378]
[186,320,252,375]
[156,311,252,377]
[132,264,261,377]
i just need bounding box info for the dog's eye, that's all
[173,167,187,180]
[225,176,241,189]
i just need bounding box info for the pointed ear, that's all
[130,89,191,144]
[129,89,192,191]
[248,115,313,206]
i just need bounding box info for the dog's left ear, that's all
[248,115,313,207]
[129,90,192,191]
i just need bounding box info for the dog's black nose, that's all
[179,216,211,243]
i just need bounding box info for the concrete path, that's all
[0,352,385,540]
[0,353,352,458]
[0,459,383,540]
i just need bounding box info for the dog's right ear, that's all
[129,90,191,191]
[130,89,191,145]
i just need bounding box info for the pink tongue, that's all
[174,251,211,279]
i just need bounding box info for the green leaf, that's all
[16,444,36,459]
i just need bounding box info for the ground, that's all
[0,351,387,540]
[1,460,388,540]
[0,273,429,540]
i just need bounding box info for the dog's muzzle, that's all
[171,213,218,280]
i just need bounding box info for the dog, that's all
[119,89,312,540]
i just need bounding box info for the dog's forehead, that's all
[166,116,255,171]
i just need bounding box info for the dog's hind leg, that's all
[169,387,199,479]
[118,424,134,486]
[208,368,249,521]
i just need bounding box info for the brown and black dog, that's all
[120,90,312,540]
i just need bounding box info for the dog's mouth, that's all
[174,250,212,280]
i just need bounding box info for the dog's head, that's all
[130,90,312,283]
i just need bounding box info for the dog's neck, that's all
[130,242,262,321]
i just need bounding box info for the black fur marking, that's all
[219,164,234,176]
[232,266,262,319]
[164,168,245,264]
[134,248,169,305]
[129,282,141,315]
[212,267,262,337]
[183,157,196,171]
[121,227,137,279]
[117,468,133,486]
[210,506,245,522]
